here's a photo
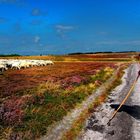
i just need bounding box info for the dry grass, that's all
[0,52,135,62]
[0,61,120,139]
[0,62,117,98]
[62,66,125,140]
[0,53,131,139]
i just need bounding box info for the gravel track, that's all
[79,63,140,140]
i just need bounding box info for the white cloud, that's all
[34,36,40,43]
[55,25,74,30]
[55,24,75,39]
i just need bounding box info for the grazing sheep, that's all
[19,61,31,69]
[11,61,21,70]
[0,64,7,72]
[45,60,54,65]
[0,59,54,72]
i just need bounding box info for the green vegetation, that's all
[0,67,115,139]
[0,54,21,57]
[62,66,125,140]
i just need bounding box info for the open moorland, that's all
[0,52,137,140]
[0,52,136,61]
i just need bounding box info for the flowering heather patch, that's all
[0,62,117,97]
[0,61,126,139]
[61,75,88,89]
[3,109,24,126]
[67,53,132,59]
[0,95,34,126]
[0,97,24,126]
[0,53,133,61]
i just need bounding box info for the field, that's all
[0,53,135,139]
[0,52,136,62]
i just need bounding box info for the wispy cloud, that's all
[31,8,41,16]
[34,36,40,43]
[96,40,140,45]
[55,25,74,30]
[0,0,27,6]
[55,24,75,39]
[31,8,47,16]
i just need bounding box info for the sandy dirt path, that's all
[79,63,140,140]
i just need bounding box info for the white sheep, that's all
[45,60,54,65]
[11,61,21,70]
[19,61,31,69]
[0,64,7,72]
[0,59,54,71]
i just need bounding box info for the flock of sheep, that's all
[0,59,54,72]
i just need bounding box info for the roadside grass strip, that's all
[41,65,126,140]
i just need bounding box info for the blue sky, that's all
[0,0,140,55]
